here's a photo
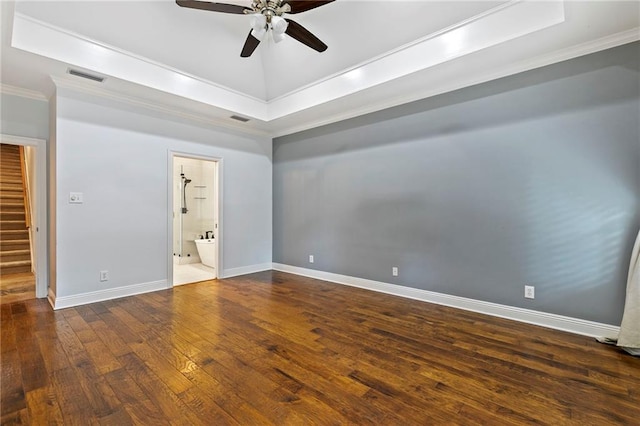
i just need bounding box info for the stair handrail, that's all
[19,146,32,230]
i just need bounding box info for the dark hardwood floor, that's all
[1,270,638,425]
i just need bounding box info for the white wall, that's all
[0,93,49,140]
[52,88,272,301]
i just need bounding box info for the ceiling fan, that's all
[176,0,335,57]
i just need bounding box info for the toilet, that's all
[194,239,216,268]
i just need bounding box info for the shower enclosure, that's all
[173,157,217,266]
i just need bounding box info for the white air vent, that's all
[230,115,250,123]
[67,69,105,83]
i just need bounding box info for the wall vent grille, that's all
[67,69,105,83]
[230,115,250,122]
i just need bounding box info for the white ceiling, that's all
[1,1,639,137]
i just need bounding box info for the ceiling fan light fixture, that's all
[271,15,288,34]
[176,0,335,57]
[250,13,267,32]
[272,30,286,43]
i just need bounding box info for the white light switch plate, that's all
[69,192,83,204]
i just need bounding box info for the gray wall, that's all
[273,42,640,325]
[0,93,49,139]
[52,88,272,299]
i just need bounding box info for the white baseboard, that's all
[51,280,167,310]
[222,263,273,279]
[272,263,620,339]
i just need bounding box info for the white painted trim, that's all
[168,152,223,288]
[268,0,565,119]
[1,134,48,299]
[10,1,564,122]
[12,12,268,119]
[222,263,273,279]
[272,263,620,339]
[51,280,167,310]
[271,27,640,138]
[50,76,271,138]
[47,287,56,309]
[0,84,48,101]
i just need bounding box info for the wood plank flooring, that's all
[1,270,638,425]
[0,272,35,305]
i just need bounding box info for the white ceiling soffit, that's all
[11,0,564,122]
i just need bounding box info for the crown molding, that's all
[11,1,565,122]
[266,0,566,120]
[12,12,269,120]
[50,75,271,138]
[0,83,48,101]
[271,28,640,137]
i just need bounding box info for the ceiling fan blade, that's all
[240,31,261,57]
[284,19,327,52]
[176,0,250,14]
[284,1,335,14]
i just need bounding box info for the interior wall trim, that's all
[271,27,640,138]
[0,83,48,101]
[222,263,273,279]
[50,76,270,138]
[272,263,621,339]
[50,280,167,310]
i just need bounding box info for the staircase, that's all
[0,144,32,275]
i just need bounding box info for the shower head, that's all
[184,179,192,184]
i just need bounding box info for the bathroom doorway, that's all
[170,154,220,286]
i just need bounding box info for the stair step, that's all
[0,164,22,170]
[0,176,22,181]
[0,239,30,250]
[0,149,20,155]
[0,220,27,230]
[0,211,25,221]
[0,194,25,202]
[0,250,30,262]
[0,182,24,189]
[0,148,20,152]
[0,260,31,266]
[0,169,22,175]
[0,260,31,275]
[0,229,29,239]
[0,203,25,212]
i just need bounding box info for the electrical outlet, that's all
[100,270,109,282]
[392,267,399,277]
[309,255,314,263]
[524,285,535,299]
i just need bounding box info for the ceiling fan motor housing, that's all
[249,0,290,23]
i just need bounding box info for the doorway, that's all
[169,153,220,286]
[0,135,47,303]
